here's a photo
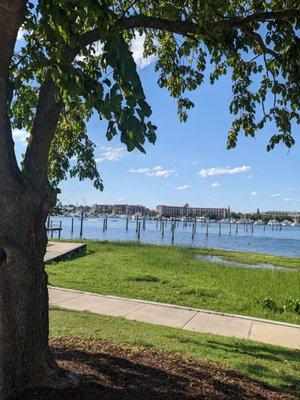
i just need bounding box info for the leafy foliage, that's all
[262,297,300,314]
[11,0,300,190]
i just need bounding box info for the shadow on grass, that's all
[163,333,300,396]
[12,341,295,400]
[204,340,300,395]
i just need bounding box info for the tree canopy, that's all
[11,1,300,192]
[0,2,300,396]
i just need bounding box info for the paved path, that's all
[45,241,86,263]
[49,286,300,350]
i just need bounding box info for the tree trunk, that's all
[0,1,77,397]
[0,190,76,399]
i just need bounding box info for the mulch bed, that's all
[13,337,295,399]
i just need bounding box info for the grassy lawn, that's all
[50,307,300,396]
[47,241,300,324]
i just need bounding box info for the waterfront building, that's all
[113,204,145,215]
[91,204,114,214]
[90,204,145,216]
[156,203,228,219]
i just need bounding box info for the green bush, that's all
[262,297,300,315]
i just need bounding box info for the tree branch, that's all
[23,80,63,192]
[22,6,299,191]
[80,8,300,47]
[243,28,279,59]
[0,0,27,190]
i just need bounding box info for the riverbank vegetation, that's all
[47,241,300,324]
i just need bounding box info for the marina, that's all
[47,216,300,257]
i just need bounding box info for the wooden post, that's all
[219,222,221,235]
[236,222,238,234]
[126,218,129,231]
[137,221,141,239]
[142,216,146,230]
[103,217,106,232]
[251,223,254,234]
[192,222,195,239]
[59,221,62,239]
[71,217,74,236]
[136,216,139,233]
[80,207,84,238]
[206,222,208,236]
[50,221,53,239]
[162,221,164,237]
[156,219,158,229]
[47,215,50,229]
[171,223,175,242]
[229,222,232,235]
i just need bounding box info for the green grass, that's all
[50,307,300,396]
[47,240,300,324]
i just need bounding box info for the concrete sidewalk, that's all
[49,286,300,350]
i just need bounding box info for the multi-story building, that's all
[113,204,126,214]
[113,204,145,215]
[91,204,113,214]
[156,203,228,219]
[125,204,145,216]
[91,204,146,215]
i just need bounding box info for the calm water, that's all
[48,216,300,257]
[195,255,296,271]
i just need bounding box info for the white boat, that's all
[268,219,280,225]
[292,222,300,227]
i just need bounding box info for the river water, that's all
[47,216,300,257]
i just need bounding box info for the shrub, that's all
[262,297,300,315]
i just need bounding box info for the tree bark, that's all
[0,186,77,399]
[0,2,78,397]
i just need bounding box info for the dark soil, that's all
[12,338,296,399]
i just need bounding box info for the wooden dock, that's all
[45,242,86,263]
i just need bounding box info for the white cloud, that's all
[76,42,104,62]
[131,33,156,69]
[130,165,175,178]
[283,197,300,202]
[130,167,148,173]
[17,27,25,41]
[250,191,258,196]
[95,146,125,163]
[75,33,155,69]
[12,128,29,145]
[211,182,221,188]
[272,193,282,198]
[175,185,189,191]
[198,165,250,178]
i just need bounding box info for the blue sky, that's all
[13,33,300,212]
